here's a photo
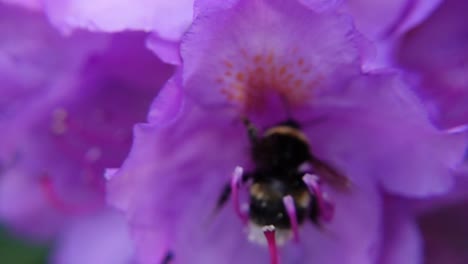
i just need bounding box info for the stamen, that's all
[39,175,102,215]
[231,166,248,223]
[263,225,280,264]
[282,195,299,243]
[302,174,334,222]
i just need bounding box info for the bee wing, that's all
[310,156,351,191]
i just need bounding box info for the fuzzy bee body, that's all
[248,177,315,229]
[214,118,347,241]
[247,120,319,228]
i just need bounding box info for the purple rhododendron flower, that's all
[0,3,174,263]
[336,0,444,69]
[1,0,467,263]
[0,0,41,10]
[340,0,443,40]
[396,0,468,129]
[107,1,466,263]
[44,0,193,42]
[31,0,441,68]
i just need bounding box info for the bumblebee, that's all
[161,119,348,263]
[215,118,348,242]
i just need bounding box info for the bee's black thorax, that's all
[251,121,311,176]
[246,120,320,228]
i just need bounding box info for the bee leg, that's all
[308,195,320,225]
[242,117,258,142]
[214,183,232,211]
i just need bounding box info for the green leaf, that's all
[0,227,50,264]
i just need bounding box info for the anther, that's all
[282,195,299,243]
[302,174,334,222]
[263,225,280,264]
[231,166,248,223]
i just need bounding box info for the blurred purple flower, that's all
[377,196,423,264]
[0,0,41,10]
[396,0,468,129]
[0,3,174,263]
[43,0,193,43]
[21,0,439,68]
[340,0,442,40]
[418,198,468,264]
[403,162,468,264]
[107,0,466,263]
[18,0,442,68]
[299,0,444,69]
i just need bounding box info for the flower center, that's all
[39,106,131,215]
[216,49,323,113]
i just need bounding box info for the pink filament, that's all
[263,226,280,264]
[282,195,299,243]
[39,175,102,215]
[302,173,334,222]
[231,166,248,223]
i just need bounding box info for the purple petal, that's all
[0,0,42,10]
[397,0,468,128]
[52,211,134,264]
[0,3,173,241]
[43,0,194,40]
[397,0,468,71]
[108,96,386,263]
[298,0,343,12]
[146,33,182,65]
[181,0,365,117]
[0,3,108,162]
[342,0,442,39]
[302,73,466,197]
[284,180,381,263]
[0,167,66,239]
[378,197,422,264]
[147,76,185,126]
[392,0,443,36]
[108,101,254,263]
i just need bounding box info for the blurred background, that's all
[0,226,49,263]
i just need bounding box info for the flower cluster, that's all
[0,0,467,264]
[0,2,173,263]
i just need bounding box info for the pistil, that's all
[263,225,280,264]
